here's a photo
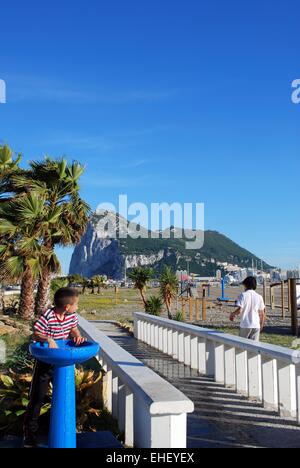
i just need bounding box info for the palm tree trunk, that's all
[140,289,148,308]
[34,267,51,316]
[166,297,173,319]
[19,267,35,321]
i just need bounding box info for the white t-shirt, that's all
[236,290,265,329]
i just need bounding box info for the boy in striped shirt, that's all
[23,287,85,448]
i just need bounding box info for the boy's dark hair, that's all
[54,287,79,308]
[243,276,257,291]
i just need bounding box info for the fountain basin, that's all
[30,340,100,367]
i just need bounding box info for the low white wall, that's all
[134,312,300,423]
[78,316,194,448]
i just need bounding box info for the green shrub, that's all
[145,296,163,316]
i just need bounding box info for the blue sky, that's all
[0,0,299,273]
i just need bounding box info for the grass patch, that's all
[76,288,158,324]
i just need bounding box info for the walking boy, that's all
[23,287,85,448]
[230,276,265,341]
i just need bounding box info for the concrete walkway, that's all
[91,320,300,448]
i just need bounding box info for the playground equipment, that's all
[217,278,231,302]
[30,340,100,448]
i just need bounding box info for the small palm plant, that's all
[128,267,153,308]
[159,266,178,319]
[145,296,163,316]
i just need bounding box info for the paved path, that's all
[91,320,300,448]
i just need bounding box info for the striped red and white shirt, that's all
[34,308,78,340]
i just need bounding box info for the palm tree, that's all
[13,157,90,315]
[0,145,42,320]
[67,274,83,286]
[81,277,89,295]
[89,278,96,294]
[92,275,106,294]
[128,267,153,308]
[159,266,178,319]
[0,192,45,320]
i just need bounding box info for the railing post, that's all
[112,372,119,419]
[150,323,155,347]
[198,338,206,375]
[190,336,198,370]
[178,331,185,363]
[167,329,173,356]
[118,383,126,433]
[134,316,139,339]
[140,321,144,342]
[163,328,168,354]
[125,386,134,447]
[206,339,215,377]
[147,323,151,345]
[214,343,225,384]
[184,334,191,366]
[236,349,248,395]
[172,330,178,360]
[261,357,278,411]
[277,360,297,418]
[158,326,163,351]
[103,366,113,412]
[154,324,159,349]
[247,352,262,401]
[224,346,236,388]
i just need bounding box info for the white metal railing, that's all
[134,312,300,423]
[78,316,194,448]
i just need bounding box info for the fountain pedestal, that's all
[30,340,100,449]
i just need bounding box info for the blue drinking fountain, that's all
[30,340,100,449]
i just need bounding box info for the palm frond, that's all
[0,255,24,281]
[0,218,17,236]
[26,257,42,278]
